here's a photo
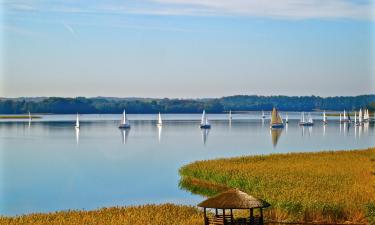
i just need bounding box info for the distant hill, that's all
[0,95,374,114]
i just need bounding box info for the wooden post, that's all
[223,209,226,225]
[249,208,254,225]
[260,208,264,225]
[204,207,208,225]
[230,209,233,224]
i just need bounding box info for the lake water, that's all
[0,112,374,216]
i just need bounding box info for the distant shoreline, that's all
[1,95,374,114]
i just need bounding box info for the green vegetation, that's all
[1,95,374,114]
[179,148,375,224]
[0,204,202,225]
[0,115,41,119]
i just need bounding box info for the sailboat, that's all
[200,110,211,129]
[354,111,359,126]
[341,110,350,123]
[270,107,284,129]
[229,110,232,121]
[262,110,266,119]
[364,109,370,122]
[299,112,314,126]
[285,113,289,124]
[358,109,363,125]
[75,113,80,129]
[119,110,131,129]
[339,113,342,123]
[323,111,327,124]
[28,111,32,121]
[157,112,162,126]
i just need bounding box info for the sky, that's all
[0,0,374,98]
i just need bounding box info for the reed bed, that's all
[179,147,375,224]
[0,204,202,225]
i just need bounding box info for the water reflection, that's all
[201,128,209,145]
[270,128,282,147]
[157,125,162,143]
[323,124,326,137]
[120,128,130,144]
[1,117,375,216]
[75,127,80,144]
[301,126,313,137]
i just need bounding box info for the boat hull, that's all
[299,122,314,126]
[270,123,284,129]
[119,124,131,129]
[200,124,211,129]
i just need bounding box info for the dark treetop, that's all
[0,95,374,114]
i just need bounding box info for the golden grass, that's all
[179,147,375,223]
[0,204,203,225]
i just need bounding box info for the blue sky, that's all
[0,0,374,98]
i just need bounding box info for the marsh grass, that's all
[179,148,375,223]
[0,204,202,225]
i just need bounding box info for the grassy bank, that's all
[0,115,41,119]
[0,204,202,225]
[179,148,375,224]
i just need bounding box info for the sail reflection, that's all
[75,127,79,144]
[120,128,130,144]
[270,128,282,148]
[157,125,162,143]
[301,126,312,137]
[201,128,209,145]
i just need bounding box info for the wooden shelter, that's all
[198,188,270,225]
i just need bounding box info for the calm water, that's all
[0,113,374,216]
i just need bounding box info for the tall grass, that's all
[0,204,202,225]
[179,148,375,223]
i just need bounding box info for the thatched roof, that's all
[198,188,270,209]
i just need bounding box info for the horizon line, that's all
[1,93,375,100]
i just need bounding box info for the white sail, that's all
[285,113,288,123]
[323,111,327,123]
[308,113,313,123]
[354,111,357,124]
[75,113,80,128]
[364,109,369,121]
[343,110,347,120]
[122,110,126,125]
[205,117,210,126]
[339,113,342,122]
[359,109,363,123]
[229,110,232,120]
[157,112,162,125]
[300,112,305,123]
[28,111,32,121]
[119,110,130,128]
[201,110,206,125]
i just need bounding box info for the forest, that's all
[0,95,374,114]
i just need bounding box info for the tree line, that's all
[0,95,374,114]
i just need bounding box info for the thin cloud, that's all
[148,0,374,20]
[62,22,75,35]
[3,0,375,20]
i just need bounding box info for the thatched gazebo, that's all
[198,188,270,225]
